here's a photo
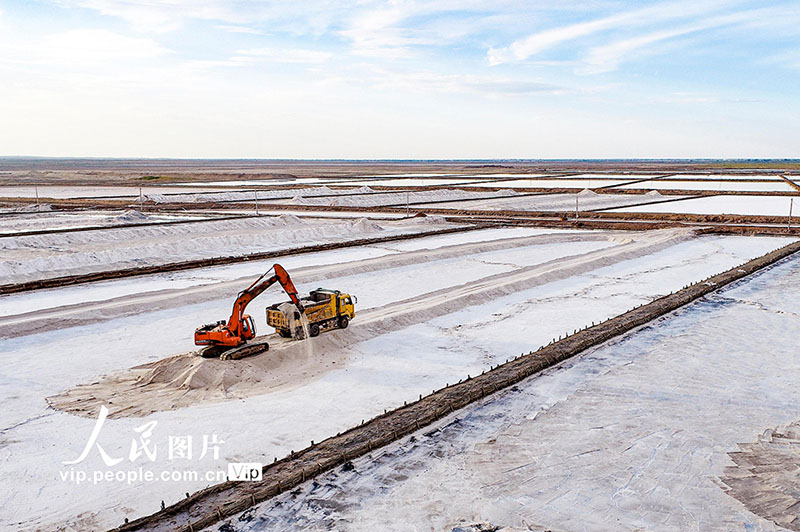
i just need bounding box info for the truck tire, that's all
[309,323,320,337]
[338,316,349,329]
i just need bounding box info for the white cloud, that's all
[0,29,168,66]
[236,47,333,64]
[338,5,435,58]
[57,0,355,34]
[215,24,263,35]
[580,9,761,73]
[61,0,240,32]
[487,0,735,65]
[337,1,529,58]
[179,59,250,73]
[762,49,800,70]
[363,69,566,98]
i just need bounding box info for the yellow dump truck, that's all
[266,288,356,339]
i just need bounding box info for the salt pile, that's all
[116,210,149,221]
[352,218,385,232]
[290,195,310,205]
[418,214,447,224]
[277,213,302,225]
[0,204,53,213]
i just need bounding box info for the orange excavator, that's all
[194,264,304,360]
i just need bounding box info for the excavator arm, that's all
[194,264,305,357]
[226,264,304,336]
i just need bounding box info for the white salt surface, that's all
[0,211,190,233]
[0,185,227,198]
[229,249,800,532]
[356,173,548,179]
[173,178,336,187]
[0,227,574,319]
[570,173,648,179]
[666,173,785,180]
[422,191,678,212]
[333,178,496,187]
[277,189,516,208]
[619,180,794,192]
[204,208,409,219]
[609,195,798,216]
[0,216,455,283]
[0,230,793,530]
[460,178,633,189]
[143,186,356,204]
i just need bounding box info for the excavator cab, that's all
[240,315,256,341]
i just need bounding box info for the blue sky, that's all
[1,0,799,158]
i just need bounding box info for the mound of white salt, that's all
[278,213,303,225]
[352,218,384,232]
[646,190,663,197]
[116,210,149,221]
[418,214,447,224]
[3,204,53,213]
[141,193,168,204]
[290,195,309,205]
[578,188,599,197]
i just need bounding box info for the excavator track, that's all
[198,340,270,360]
[220,339,270,360]
[199,345,228,358]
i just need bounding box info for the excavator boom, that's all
[227,264,303,334]
[194,263,305,359]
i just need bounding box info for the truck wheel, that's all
[278,330,290,338]
[338,316,349,329]
[309,324,320,337]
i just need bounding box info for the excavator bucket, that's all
[274,264,304,312]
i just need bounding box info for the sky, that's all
[1,0,799,159]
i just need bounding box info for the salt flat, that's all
[609,195,798,217]
[0,228,791,531]
[222,245,800,532]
